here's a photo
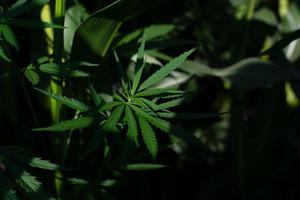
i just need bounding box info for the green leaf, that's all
[68,178,88,185]
[37,63,89,77]
[125,105,138,145]
[3,189,20,200]
[3,19,63,29]
[99,101,122,112]
[135,88,184,97]
[29,157,58,170]
[181,58,300,89]
[3,0,49,18]
[33,116,94,132]
[138,116,158,159]
[155,97,185,110]
[158,112,227,119]
[24,69,40,85]
[124,163,165,171]
[0,25,19,51]
[64,4,89,53]
[0,45,11,62]
[145,24,175,41]
[70,1,122,62]
[102,105,124,133]
[131,29,148,95]
[262,29,300,55]
[34,88,89,112]
[139,48,195,91]
[129,104,171,132]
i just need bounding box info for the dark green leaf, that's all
[33,116,94,132]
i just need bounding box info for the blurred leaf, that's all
[0,46,11,62]
[254,8,277,26]
[124,163,165,170]
[0,25,19,51]
[181,58,300,89]
[3,0,49,18]
[37,63,89,77]
[24,69,40,85]
[64,3,89,53]
[4,19,63,29]
[262,29,300,55]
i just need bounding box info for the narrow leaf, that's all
[129,104,171,132]
[131,29,148,95]
[124,163,165,171]
[138,116,158,159]
[102,105,124,133]
[34,88,89,111]
[139,48,195,91]
[33,116,94,132]
[125,105,138,145]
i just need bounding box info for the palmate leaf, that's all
[129,104,171,132]
[34,88,89,112]
[131,29,148,95]
[0,24,19,51]
[125,105,138,145]
[139,48,195,91]
[33,116,94,132]
[124,163,165,171]
[138,116,158,159]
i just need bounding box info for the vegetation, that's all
[1,0,300,199]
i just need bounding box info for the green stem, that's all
[52,0,66,197]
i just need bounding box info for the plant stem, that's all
[53,0,66,197]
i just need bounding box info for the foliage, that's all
[2,0,300,199]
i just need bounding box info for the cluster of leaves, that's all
[33,30,196,159]
[0,0,62,62]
